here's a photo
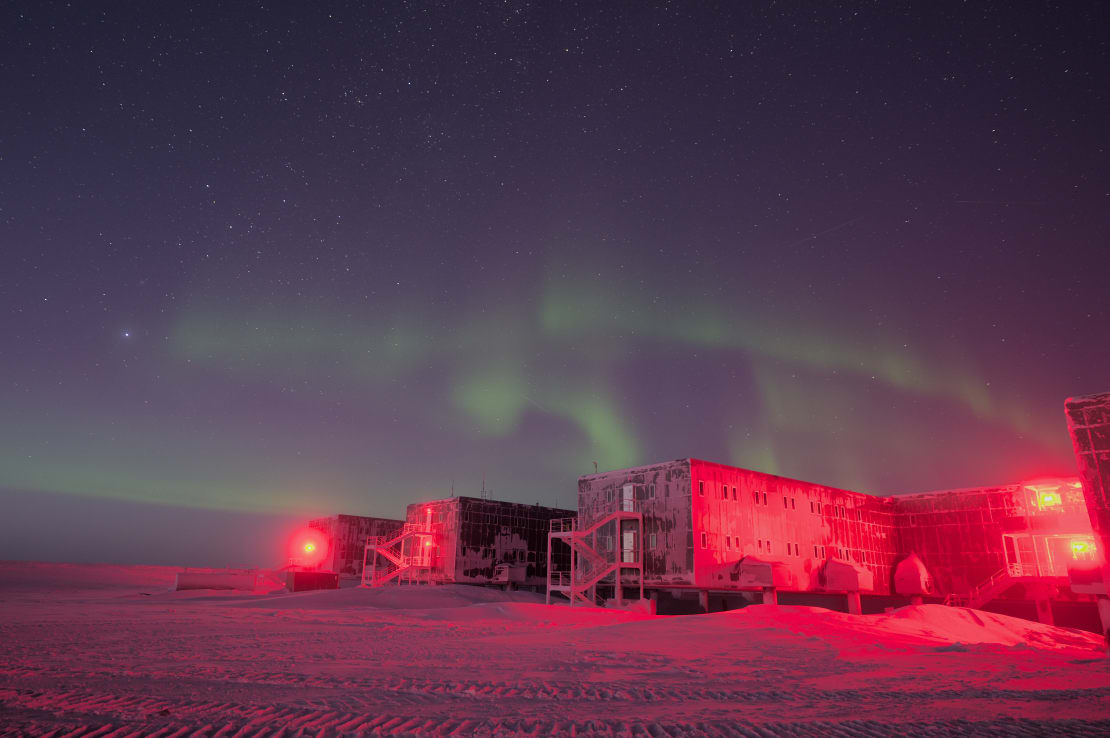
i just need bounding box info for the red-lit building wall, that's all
[689,459,899,593]
[892,480,1092,594]
[577,458,1090,598]
[578,459,901,594]
[577,460,695,586]
[405,496,575,586]
[308,514,403,574]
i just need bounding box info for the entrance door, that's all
[621,527,636,564]
[1003,534,1039,577]
[621,484,635,512]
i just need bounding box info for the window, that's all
[762,492,767,505]
[766,540,772,552]
[758,539,763,551]
[857,510,862,521]
[732,486,737,500]
[783,496,788,509]
[700,532,707,549]
[726,535,731,549]
[699,481,705,497]
[650,532,657,549]
[810,501,815,513]
[821,546,826,558]
[817,502,822,514]
[753,490,760,503]
[795,543,800,556]
[814,545,819,557]
[649,484,656,499]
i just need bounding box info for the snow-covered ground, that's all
[1,561,1109,736]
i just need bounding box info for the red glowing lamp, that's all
[1071,539,1095,557]
[288,528,328,568]
[1039,492,1062,508]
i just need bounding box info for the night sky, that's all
[2,2,1108,566]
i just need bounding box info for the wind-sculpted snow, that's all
[1,562,1108,736]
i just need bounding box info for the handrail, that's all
[1008,563,1038,578]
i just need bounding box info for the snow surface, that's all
[1,561,1109,736]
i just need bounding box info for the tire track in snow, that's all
[4,685,1110,737]
[6,664,1110,709]
[2,693,1109,738]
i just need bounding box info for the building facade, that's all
[577,458,901,594]
[894,479,1093,595]
[308,514,404,575]
[363,496,576,588]
[573,458,1094,602]
[404,496,575,588]
[1066,392,1110,563]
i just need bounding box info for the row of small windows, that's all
[697,533,883,565]
[698,481,864,522]
[699,533,804,557]
[606,484,657,502]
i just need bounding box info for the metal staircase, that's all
[943,563,1041,609]
[361,522,439,587]
[546,507,643,607]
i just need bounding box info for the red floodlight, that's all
[288,528,328,568]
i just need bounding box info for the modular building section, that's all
[309,514,404,575]
[577,458,900,594]
[1066,391,1110,561]
[405,496,574,588]
[576,458,1094,602]
[893,479,1095,596]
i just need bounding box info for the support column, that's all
[846,591,862,615]
[1098,596,1110,648]
[545,536,552,605]
[1034,598,1055,626]
[570,545,576,607]
[698,590,709,613]
[615,548,622,608]
[762,587,777,605]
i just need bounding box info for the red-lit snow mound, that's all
[725,603,1102,651]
